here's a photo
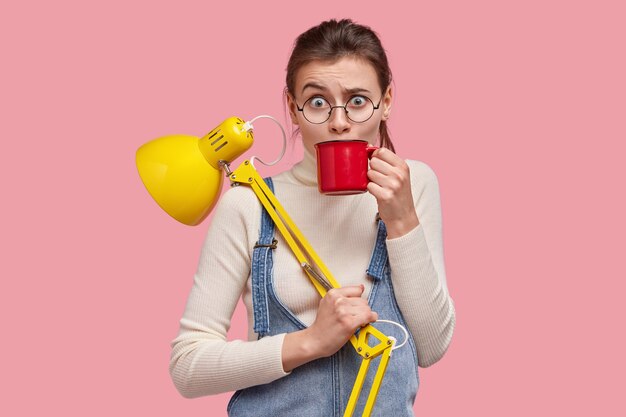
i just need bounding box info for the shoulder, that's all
[204,182,263,250]
[405,159,440,191]
[404,160,443,216]
[219,182,259,205]
[212,182,262,221]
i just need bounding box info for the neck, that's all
[291,147,318,186]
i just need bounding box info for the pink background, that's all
[2,0,625,415]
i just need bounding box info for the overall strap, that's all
[250,177,276,336]
[365,216,389,281]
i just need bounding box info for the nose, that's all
[328,106,351,134]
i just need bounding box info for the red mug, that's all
[314,140,379,195]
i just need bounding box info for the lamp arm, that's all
[229,159,394,417]
[230,160,342,295]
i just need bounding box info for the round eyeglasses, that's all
[296,96,382,124]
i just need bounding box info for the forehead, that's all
[295,57,379,95]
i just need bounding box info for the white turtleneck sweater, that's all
[169,150,455,398]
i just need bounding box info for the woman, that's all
[169,19,455,416]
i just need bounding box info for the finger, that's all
[370,160,408,189]
[371,147,403,167]
[352,310,379,328]
[367,169,389,186]
[369,155,394,175]
[368,169,404,196]
[342,297,371,308]
[366,181,391,200]
[331,285,365,299]
[333,297,369,315]
[347,304,375,317]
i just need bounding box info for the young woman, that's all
[169,19,455,416]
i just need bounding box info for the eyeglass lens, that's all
[302,96,376,124]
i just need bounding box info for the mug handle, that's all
[366,145,379,159]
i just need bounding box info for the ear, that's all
[285,91,300,126]
[381,85,393,121]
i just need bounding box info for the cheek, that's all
[358,120,382,141]
[298,124,321,149]
[301,125,338,155]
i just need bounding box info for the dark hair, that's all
[285,19,395,152]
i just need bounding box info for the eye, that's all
[349,96,368,107]
[308,97,329,108]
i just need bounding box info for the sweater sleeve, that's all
[385,160,456,368]
[169,186,290,398]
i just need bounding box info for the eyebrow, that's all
[301,82,371,96]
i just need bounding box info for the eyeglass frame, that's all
[295,95,383,124]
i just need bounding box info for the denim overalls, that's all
[227,178,419,417]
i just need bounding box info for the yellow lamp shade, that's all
[136,116,254,226]
[136,134,223,226]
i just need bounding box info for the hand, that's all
[367,148,420,239]
[306,285,378,358]
[282,285,377,371]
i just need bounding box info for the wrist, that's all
[282,328,322,372]
[385,213,419,239]
[300,327,326,360]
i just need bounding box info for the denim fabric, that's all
[250,178,276,336]
[228,178,419,416]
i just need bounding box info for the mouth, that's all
[317,138,365,142]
